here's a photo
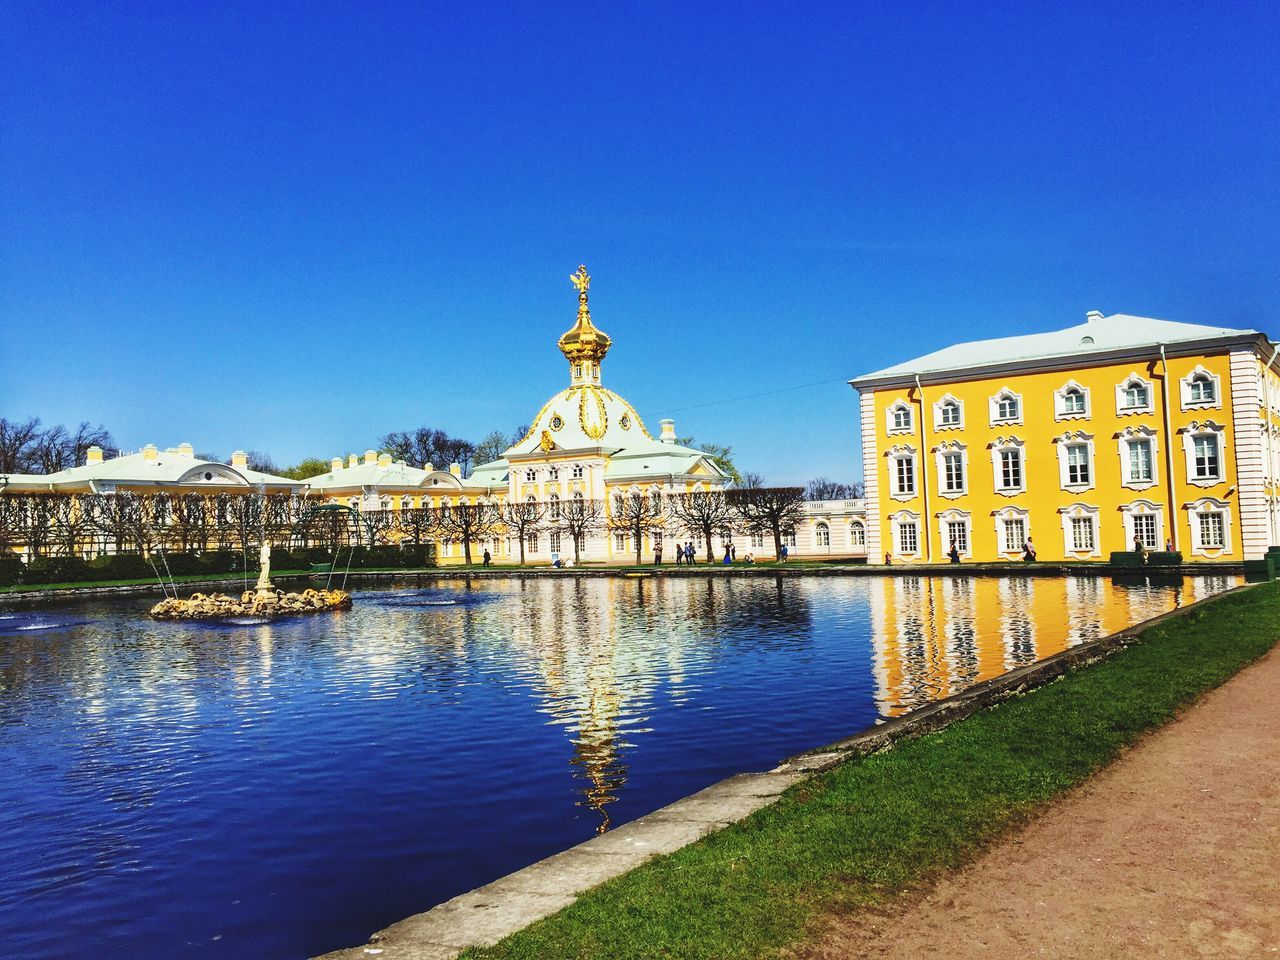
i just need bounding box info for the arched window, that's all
[549,493,561,519]
[940,400,960,425]
[524,468,536,482]
[1063,388,1085,414]
[401,496,413,511]
[571,464,584,479]
[887,401,913,434]
[816,523,830,547]
[1189,374,1214,403]
[548,466,559,481]
[850,522,866,546]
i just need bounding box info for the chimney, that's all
[85,445,104,465]
[425,461,434,473]
[143,443,159,461]
[231,450,248,467]
[659,418,676,444]
[331,456,343,472]
[364,449,377,465]
[177,442,194,457]
[1085,310,1104,324]
[449,461,462,477]
[377,453,392,468]
[348,454,358,468]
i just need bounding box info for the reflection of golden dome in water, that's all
[558,265,612,364]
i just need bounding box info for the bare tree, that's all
[395,506,435,548]
[667,490,736,563]
[805,477,856,501]
[730,486,807,560]
[0,417,44,473]
[609,490,666,565]
[557,493,604,565]
[740,471,765,490]
[500,498,546,565]
[435,500,500,565]
[380,428,476,474]
[47,495,96,558]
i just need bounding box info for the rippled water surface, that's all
[0,573,1237,959]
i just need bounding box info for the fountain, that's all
[149,543,352,620]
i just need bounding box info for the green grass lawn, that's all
[463,581,1280,960]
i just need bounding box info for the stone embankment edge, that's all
[0,561,1245,605]
[312,582,1256,960]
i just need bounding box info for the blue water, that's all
[0,574,1234,959]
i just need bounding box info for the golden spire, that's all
[558,264,611,364]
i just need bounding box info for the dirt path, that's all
[802,644,1280,960]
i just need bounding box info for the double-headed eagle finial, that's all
[570,264,591,296]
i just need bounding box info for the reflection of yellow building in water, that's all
[852,313,1280,564]
[866,574,1237,717]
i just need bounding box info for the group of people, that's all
[663,541,699,565]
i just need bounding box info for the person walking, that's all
[1022,537,1037,562]
[948,541,961,564]
[685,541,695,565]
[723,542,732,565]
[482,548,491,568]
[780,543,789,563]
[654,539,663,565]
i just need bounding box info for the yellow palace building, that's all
[851,311,1280,564]
[306,266,735,564]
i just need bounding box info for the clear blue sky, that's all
[2,1,1276,484]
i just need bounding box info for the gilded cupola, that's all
[558,265,611,383]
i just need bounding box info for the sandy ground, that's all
[802,644,1280,960]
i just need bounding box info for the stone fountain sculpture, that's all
[150,542,352,620]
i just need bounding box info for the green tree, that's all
[676,436,742,485]
[280,458,332,480]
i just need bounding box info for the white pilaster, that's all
[860,390,882,558]
[1229,350,1268,560]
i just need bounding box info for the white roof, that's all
[852,313,1262,385]
[4,448,304,492]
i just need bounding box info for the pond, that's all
[0,572,1237,959]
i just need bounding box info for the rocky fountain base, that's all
[150,587,352,620]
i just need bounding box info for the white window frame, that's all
[1120,500,1164,551]
[1115,372,1154,416]
[990,436,1026,496]
[886,400,914,435]
[932,393,964,431]
[1117,425,1160,491]
[1054,380,1091,421]
[1181,420,1226,488]
[571,464,584,479]
[937,509,971,558]
[549,530,562,553]
[815,523,830,547]
[890,510,921,558]
[993,506,1031,557]
[524,468,537,482]
[887,444,918,501]
[1179,365,1222,411]
[1054,430,1095,493]
[1058,502,1101,558]
[850,522,865,547]
[934,441,967,499]
[988,387,1023,426]
[1185,497,1232,555]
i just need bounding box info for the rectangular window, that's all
[1132,514,1158,548]
[1193,435,1220,479]
[898,521,918,554]
[946,520,968,552]
[614,533,628,551]
[1129,439,1153,482]
[751,532,764,549]
[1066,444,1090,485]
[942,453,964,492]
[999,449,1022,490]
[1071,516,1095,551]
[783,529,797,548]
[893,407,912,431]
[895,456,915,495]
[997,397,1019,421]
[526,532,539,553]
[549,531,561,553]
[941,402,961,425]
[1124,384,1149,409]
[1002,517,1025,553]
[1198,512,1225,548]
[1064,390,1086,414]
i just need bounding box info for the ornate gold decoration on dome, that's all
[558,264,612,363]
[540,430,556,452]
[578,384,609,440]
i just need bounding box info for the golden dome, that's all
[558,264,612,364]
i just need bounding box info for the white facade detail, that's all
[933,440,968,499]
[1120,499,1165,550]
[1185,497,1233,557]
[1115,372,1155,416]
[1053,430,1095,494]
[992,505,1031,557]
[860,391,882,559]
[1228,350,1269,559]
[936,508,972,558]
[988,387,1023,426]
[1053,380,1091,420]
[1180,419,1228,489]
[932,393,965,431]
[1179,364,1223,411]
[1058,502,1102,558]
[989,436,1026,496]
[1117,425,1160,491]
